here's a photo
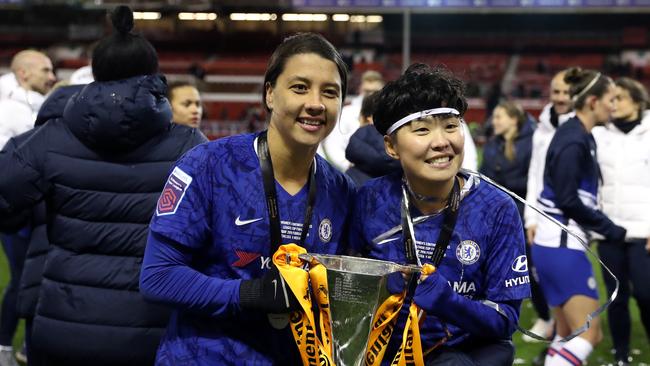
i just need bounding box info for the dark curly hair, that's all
[373,63,467,135]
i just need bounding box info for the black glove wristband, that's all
[239,266,300,313]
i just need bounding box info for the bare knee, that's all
[582,322,603,346]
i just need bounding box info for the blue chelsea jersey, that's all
[149,132,355,365]
[349,172,529,348]
[535,117,604,250]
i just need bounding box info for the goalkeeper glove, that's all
[239,265,301,313]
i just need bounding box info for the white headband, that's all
[386,107,461,135]
[572,72,602,103]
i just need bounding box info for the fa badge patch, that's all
[156,167,192,216]
[318,218,332,243]
[456,240,480,265]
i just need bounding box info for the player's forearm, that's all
[414,271,519,339]
[431,294,520,339]
[140,232,241,318]
[558,198,625,241]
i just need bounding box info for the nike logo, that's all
[271,279,278,300]
[235,216,263,226]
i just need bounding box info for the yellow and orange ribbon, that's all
[272,244,334,366]
[389,264,440,366]
[364,293,404,365]
[273,245,443,366]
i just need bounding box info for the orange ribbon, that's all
[272,244,334,366]
[388,263,438,366]
[273,245,444,366]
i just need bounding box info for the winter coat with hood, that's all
[0,84,45,148]
[479,116,535,219]
[0,74,207,365]
[345,124,401,185]
[0,84,85,319]
[592,110,650,240]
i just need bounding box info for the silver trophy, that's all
[300,253,420,366]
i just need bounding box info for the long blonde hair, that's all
[496,101,526,161]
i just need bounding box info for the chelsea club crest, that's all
[456,240,480,265]
[319,218,332,243]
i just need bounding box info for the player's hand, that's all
[239,266,301,313]
[386,271,410,295]
[412,271,452,314]
[646,237,650,254]
[526,225,536,245]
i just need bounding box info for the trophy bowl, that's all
[301,254,420,366]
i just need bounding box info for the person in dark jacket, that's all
[0,6,206,366]
[345,91,401,185]
[0,83,85,366]
[479,100,534,218]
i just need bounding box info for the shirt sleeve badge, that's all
[156,166,193,216]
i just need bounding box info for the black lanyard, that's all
[401,176,461,266]
[257,131,317,252]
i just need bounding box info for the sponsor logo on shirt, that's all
[504,275,530,288]
[156,167,192,216]
[260,255,308,270]
[260,256,272,270]
[318,218,332,243]
[511,255,528,273]
[456,240,480,265]
[449,281,476,296]
[232,250,261,268]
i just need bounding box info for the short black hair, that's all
[92,6,159,82]
[262,33,348,112]
[564,67,613,110]
[373,63,467,135]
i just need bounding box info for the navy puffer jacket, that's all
[0,75,207,365]
[479,117,535,219]
[3,84,86,318]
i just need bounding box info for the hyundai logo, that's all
[511,255,528,273]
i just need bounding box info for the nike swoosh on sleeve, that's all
[235,216,263,226]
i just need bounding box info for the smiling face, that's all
[385,115,465,193]
[170,85,203,128]
[265,53,342,149]
[550,72,571,115]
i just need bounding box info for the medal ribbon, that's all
[364,294,404,365]
[389,264,437,366]
[272,244,335,366]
